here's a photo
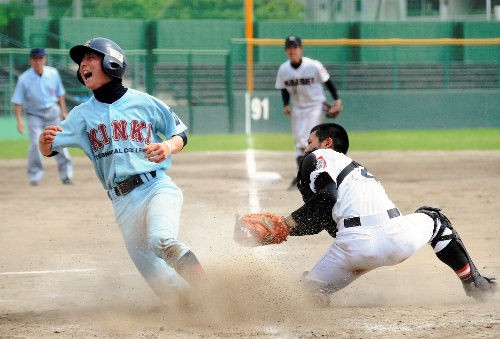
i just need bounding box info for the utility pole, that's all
[73,0,82,18]
[33,0,48,17]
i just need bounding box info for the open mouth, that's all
[83,70,92,80]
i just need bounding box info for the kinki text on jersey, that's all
[87,119,153,159]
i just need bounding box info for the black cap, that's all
[285,35,302,48]
[30,48,46,58]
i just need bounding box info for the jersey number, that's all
[361,168,378,181]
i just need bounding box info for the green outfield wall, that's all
[229,89,500,134]
[2,18,498,137]
[2,89,498,139]
[59,18,149,50]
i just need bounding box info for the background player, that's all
[11,48,73,186]
[39,37,206,298]
[275,35,343,189]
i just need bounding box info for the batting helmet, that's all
[69,37,127,84]
[310,123,349,154]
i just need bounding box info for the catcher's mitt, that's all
[234,213,290,247]
[323,100,343,119]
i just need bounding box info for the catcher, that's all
[235,123,496,304]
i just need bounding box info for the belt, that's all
[109,171,157,198]
[340,208,400,228]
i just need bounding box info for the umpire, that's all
[12,48,73,186]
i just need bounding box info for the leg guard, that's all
[415,206,496,302]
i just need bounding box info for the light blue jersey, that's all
[51,88,186,190]
[11,66,66,116]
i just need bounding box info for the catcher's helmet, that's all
[69,37,127,84]
[311,123,349,154]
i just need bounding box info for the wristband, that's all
[164,140,173,155]
[283,215,297,230]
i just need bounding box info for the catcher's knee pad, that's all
[150,236,189,266]
[415,206,456,252]
[415,206,481,273]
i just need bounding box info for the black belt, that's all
[112,171,157,196]
[344,208,400,228]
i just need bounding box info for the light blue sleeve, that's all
[11,73,27,105]
[51,107,89,153]
[54,69,66,97]
[149,94,187,140]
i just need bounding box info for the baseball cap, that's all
[30,48,46,58]
[285,35,302,48]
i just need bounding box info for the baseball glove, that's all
[323,100,343,119]
[234,213,290,247]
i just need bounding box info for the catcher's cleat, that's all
[462,275,496,302]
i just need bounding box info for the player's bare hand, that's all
[283,105,292,116]
[39,125,62,156]
[40,125,62,143]
[17,121,24,134]
[326,99,343,119]
[142,142,170,163]
[331,99,343,116]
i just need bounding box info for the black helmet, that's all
[310,123,349,154]
[69,37,127,84]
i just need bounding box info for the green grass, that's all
[1,129,499,159]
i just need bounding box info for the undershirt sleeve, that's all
[280,88,290,106]
[324,79,339,101]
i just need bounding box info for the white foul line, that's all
[246,136,261,213]
[0,268,95,276]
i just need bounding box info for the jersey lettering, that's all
[87,119,153,152]
[87,127,105,151]
[145,123,153,144]
[284,77,315,87]
[112,120,128,141]
[360,167,378,181]
[130,120,146,142]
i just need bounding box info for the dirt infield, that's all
[1,150,499,338]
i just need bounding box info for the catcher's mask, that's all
[69,37,127,84]
[311,123,349,154]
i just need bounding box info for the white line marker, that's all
[246,146,261,213]
[245,136,282,213]
[0,268,95,276]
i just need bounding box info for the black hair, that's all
[310,123,349,154]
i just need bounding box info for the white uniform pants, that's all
[291,102,324,156]
[306,213,434,293]
[110,172,190,296]
[26,109,72,183]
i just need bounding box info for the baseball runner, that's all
[39,37,206,297]
[235,123,496,304]
[275,35,343,189]
[11,48,73,186]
